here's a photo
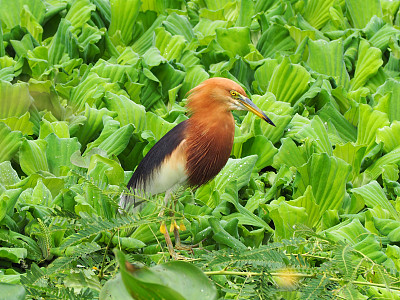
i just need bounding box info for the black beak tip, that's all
[265,117,276,127]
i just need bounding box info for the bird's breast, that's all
[185,114,235,187]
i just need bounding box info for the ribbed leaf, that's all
[375,78,400,122]
[0,161,20,186]
[65,0,96,30]
[307,39,350,89]
[256,24,296,58]
[374,218,400,242]
[48,18,79,65]
[351,181,399,220]
[69,73,109,112]
[0,81,33,118]
[109,0,141,45]
[241,136,277,172]
[303,0,335,29]
[95,124,134,156]
[365,146,400,180]
[0,112,34,135]
[103,92,146,131]
[333,143,366,182]
[19,139,49,175]
[216,27,251,58]
[0,123,23,163]
[45,134,81,176]
[318,103,357,142]
[162,13,194,41]
[132,15,167,55]
[267,57,311,105]
[72,105,116,147]
[376,121,400,153]
[21,5,43,42]
[272,137,308,169]
[196,156,258,207]
[356,104,389,153]
[269,200,308,241]
[350,39,383,91]
[0,0,46,31]
[288,185,320,228]
[345,0,382,28]
[295,153,351,214]
[155,27,186,61]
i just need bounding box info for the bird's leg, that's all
[158,190,182,259]
[170,195,199,252]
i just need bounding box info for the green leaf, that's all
[333,143,366,182]
[0,248,27,263]
[0,283,26,300]
[269,200,308,240]
[65,0,96,30]
[216,27,251,58]
[345,0,382,28]
[154,27,186,61]
[109,0,141,45]
[307,39,350,89]
[103,92,146,131]
[365,146,400,180]
[267,57,311,105]
[0,123,23,163]
[273,137,308,169]
[48,18,79,65]
[0,112,34,135]
[303,0,335,29]
[196,156,258,208]
[99,274,133,300]
[0,0,46,31]
[117,250,217,300]
[374,217,400,242]
[162,13,194,42]
[294,153,351,216]
[376,121,400,153]
[93,124,134,156]
[45,134,81,176]
[0,161,20,186]
[0,81,33,118]
[351,181,399,221]
[209,217,247,250]
[318,103,357,142]
[375,79,400,122]
[241,136,277,172]
[350,40,383,91]
[88,154,124,185]
[288,185,320,228]
[256,24,296,58]
[19,139,49,175]
[356,104,389,154]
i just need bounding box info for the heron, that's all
[120,77,275,258]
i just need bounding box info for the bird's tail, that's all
[118,189,147,214]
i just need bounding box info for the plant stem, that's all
[204,271,400,292]
[328,278,400,291]
[99,230,117,279]
[204,270,315,278]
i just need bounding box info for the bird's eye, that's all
[230,90,238,97]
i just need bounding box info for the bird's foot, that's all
[172,221,199,253]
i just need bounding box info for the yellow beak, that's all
[238,95,275,126]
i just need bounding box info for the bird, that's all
[119,77,275,259]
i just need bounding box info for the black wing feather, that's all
[120,120,188,210]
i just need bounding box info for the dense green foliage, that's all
[1,0,400,298]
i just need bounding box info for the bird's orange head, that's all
[187,77,275,126]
